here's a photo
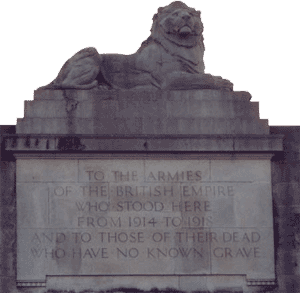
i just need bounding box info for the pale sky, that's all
[1,0,299,126]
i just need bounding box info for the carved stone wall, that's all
[0,126,17,293]
[4,113,300,292]
[271,126,300,293]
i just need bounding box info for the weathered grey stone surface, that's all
[0,126,17,293]
[270,126,300,293]
[16,89,269,135]
[16,154,275,290]
[4,134,283,152]
[39,2,232,92]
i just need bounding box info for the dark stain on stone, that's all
[24,136,30,148]
[0,160,17,293]
[63,90,78,134]
[11,137,17,148]
[57,136,85,151]
[66,99,79,113]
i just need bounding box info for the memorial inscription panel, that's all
[17,155,275,283]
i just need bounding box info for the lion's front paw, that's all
[213,76,233,91]
[221,79,233,91]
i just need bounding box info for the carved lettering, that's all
[86,171,105,181]
[116,201,164,212]
[32,248,67,259]
[117,248,139,258]
[23,159,270,278]
[171,201,211,212]
[53,186,72,196]
[80,186,108,197]
[98,232,144,243]
[182,185,234,197]
[77,217,121,227]
[147,247,203,258]
[213,247,261,258]
[112,171,138,182]
[223,232,261,243]
[75,201,110,212]
[72,248,108,259]
[146,171,202,182]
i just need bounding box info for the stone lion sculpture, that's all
[40,1,233,91]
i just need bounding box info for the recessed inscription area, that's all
[17,158,275,282]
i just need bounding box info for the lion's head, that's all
[150,1,204,49]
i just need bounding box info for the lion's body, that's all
[41,1,232,91]
[100,39,204,89]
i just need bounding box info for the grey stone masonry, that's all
[0,126,17,293]
[16,89,269,135]
[4,134,283,152]
[270,126,300,293]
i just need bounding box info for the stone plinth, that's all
[16,89,269,135]
[10,87,279,291]
[7,82,281,292]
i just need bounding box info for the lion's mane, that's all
[137,1,205,74]
[139,1,204,51]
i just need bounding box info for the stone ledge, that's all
[24,99,259,119]
[16,281,46,287]
[246,279,276,286]
[16,117,269,135]
[3,134,283,152]
[19,89,263,135]
[13,153,276,160]
[33,88,252,102]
